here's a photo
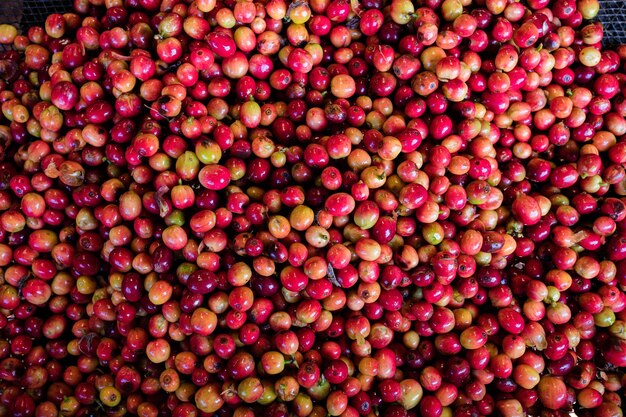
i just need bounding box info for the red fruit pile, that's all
[0,0,625,416]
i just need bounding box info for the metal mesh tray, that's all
[597,0,626,46]
[0,1,73,29]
